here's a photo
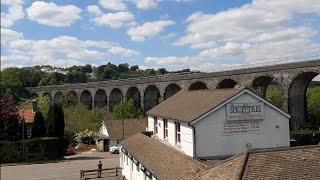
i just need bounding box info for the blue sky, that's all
[1,0,320,74]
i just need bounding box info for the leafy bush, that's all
[307,87,320,130]
[0,137,62,163]
[290,130,320,146]
[74,129,96,145]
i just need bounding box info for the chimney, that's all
[32,99,38,113]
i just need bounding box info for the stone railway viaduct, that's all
[28,59,320,130]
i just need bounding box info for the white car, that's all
[109,145,121,154]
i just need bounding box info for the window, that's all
[154,117,158,135]
[175,121,181,146]
[126,155,128,165]
[163,119,168,139]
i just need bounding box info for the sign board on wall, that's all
[226,102,264,121]
[223,121,261,136]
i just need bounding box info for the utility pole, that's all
[22,109,25,161]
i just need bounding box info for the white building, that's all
[99,118,147,150]
[120,88,291,180]
[146,88,290,159]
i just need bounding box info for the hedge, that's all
[290,130,320,146]
[0,137,65,163]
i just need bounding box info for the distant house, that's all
[99,118,147,150]
[18,108,35,139]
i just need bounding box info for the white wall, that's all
[121,151,155,180]
[193,92,290,159]
[101,122,109,137]
[147,116,194,157]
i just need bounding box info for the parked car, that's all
[66,147,76,155]
[109,145,121,154]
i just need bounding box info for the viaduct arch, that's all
[28,59,320,130]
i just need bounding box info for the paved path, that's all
[1,152,120,180]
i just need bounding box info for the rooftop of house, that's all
[147,88,243,122]
[120,133,208,180]
[198,145,320,180]
[18,108,35,124]
[121,133,320,180]
[104,118,147,140]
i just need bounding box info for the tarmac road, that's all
[1,152,120,180]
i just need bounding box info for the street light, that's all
[22,109,25,161]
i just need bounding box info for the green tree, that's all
[32,111,46,137]
[307,87,320,129]
[38,96,51,119]
[0,94,22,141]
[0,68,27,102]
[38,73,65,86]
[46,104,65,137]
[111,99,141,119]
[59,92,77,108]
[266,88,284,108]
[65,71,87,84]
[64,104,106,134]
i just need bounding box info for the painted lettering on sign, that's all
[223,121,261,136]
[226,103,264,121]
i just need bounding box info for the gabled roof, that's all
[104,118,147,140]
[120,133,208,180]
[198,145,320,180]
[147,88,242,122]
[191,88,291,124]
[19,109,35,124]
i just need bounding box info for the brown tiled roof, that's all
[198,145,320,180]
[105,118,147,140]
[147,88,243,122]
[120,133,208,180]
[198,153,247,180]
[242,145,320,180]
[18,109,35,124]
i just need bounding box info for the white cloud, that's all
[145,56,200,66]
[93,11,134,28]
[2,36,140,67]
[1,0,24,27]
[144,55,240,72]
[99,0,127,11]
[175,0,320,63]
[27,1,81,27]
[108,46,140,57]
[87,5,103,16]
[127,20,175,42]
[1,28,23,45]
[134,0,159,10]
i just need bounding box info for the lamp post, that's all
[22,109,25,161]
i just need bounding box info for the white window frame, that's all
[163,119,168,140]
[154,117,158,135]
[175,121,181,147]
